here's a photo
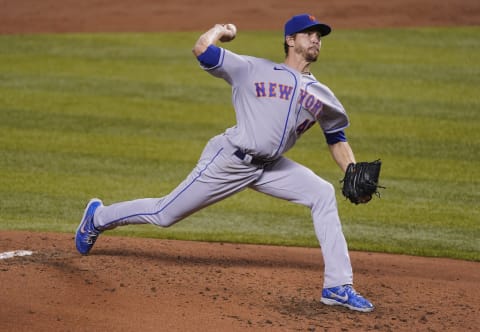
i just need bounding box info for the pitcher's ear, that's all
[285,35,295,47]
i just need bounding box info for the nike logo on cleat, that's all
[330,293,348,302]
[79,221,87,234]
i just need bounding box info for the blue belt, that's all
[234,149,275,167]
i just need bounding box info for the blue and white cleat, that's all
[320,284,374,312]
[75,198,103,255]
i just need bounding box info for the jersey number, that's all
[296,120,315,136]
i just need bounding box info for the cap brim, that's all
[308,23,331,36]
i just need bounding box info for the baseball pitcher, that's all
[75,14,382,312]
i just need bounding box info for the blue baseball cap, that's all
[284,14,331,37]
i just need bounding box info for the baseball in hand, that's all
[220,23,237,42]
[226,23,237,35]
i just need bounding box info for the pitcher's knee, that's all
[150,210,189,228]
[151,217,177,228]
[152,220,172,228]
[311,180,337,208]
[141,212,177,228]
[324,182,336,199]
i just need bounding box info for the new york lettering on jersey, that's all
[254,82,294,100]
[297,88,323,118]
[254,81,324,118]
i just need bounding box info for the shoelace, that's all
[86,230,99,244]
[345,286,371,305]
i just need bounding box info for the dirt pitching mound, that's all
[1,231,479,331]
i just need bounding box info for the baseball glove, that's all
[341,160,383,204]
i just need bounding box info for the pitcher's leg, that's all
[94,136,261,230]
[252,157,352,288]
[311,183,353,288]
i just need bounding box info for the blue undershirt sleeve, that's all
[324,130,347,145]
[196,45,222,68]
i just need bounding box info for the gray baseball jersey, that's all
[212,49,349,160]
[93,47,354,288]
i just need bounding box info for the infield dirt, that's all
[1,1,479,331]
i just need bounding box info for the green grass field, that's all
[0,27,478,261]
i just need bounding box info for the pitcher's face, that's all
[293,30,322,62]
